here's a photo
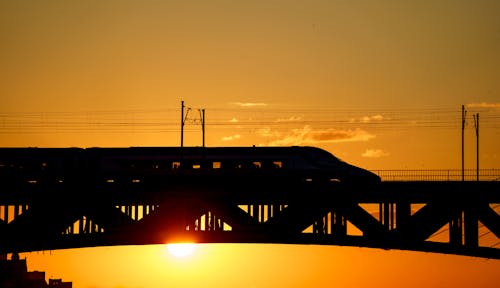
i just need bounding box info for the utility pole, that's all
[199,109,205,148]
[181,101,206,148]
[181,100,184,148]
[461,105,467,181]
[180,101,191,148]
[473,113,479,181]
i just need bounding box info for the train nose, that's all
[365,169,382,183]
[347,165,381,183]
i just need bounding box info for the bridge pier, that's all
[311,210,347,237]
[450,213,463,247]
[396,202,411,229]
[312,216,326,235]
[448,206,480,248]
[464,206,479,248]
[380,202,395,230]
[331,210,347,237]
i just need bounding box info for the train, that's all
[0,146,380,184]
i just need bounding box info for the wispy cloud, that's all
[349,114,384,123]
[466,102,500,109]
[265,125,375,146]
[362,149,389,158]
[275,116,303,122]
[221,134,241,141]
[256,128,280,137]
[232,102,268,107]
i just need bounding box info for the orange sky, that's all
[1,1,500,287]
[20,244,500,288]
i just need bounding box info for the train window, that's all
[212,162,221,169]
[252,161,262,168]
[172,162,180,170]
[272,161,283,168]
[192,164,201,169]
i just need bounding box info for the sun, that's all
[166,243,196,258]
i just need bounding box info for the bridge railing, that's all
[372,168,500,182]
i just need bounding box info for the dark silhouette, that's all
[0,253,72,287]
[0,146,498,259]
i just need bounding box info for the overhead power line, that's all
[0,106,498,134]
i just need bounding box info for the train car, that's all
[0,146,380,187]
[85,146,381,184]
[0,147,83,185]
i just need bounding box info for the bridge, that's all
[0,148,499,259]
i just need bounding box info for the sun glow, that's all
[166,243,196,258]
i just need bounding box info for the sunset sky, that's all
[1,1,500,287]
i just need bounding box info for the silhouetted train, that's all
[0,146,380,184]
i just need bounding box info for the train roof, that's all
[0,146,342,160]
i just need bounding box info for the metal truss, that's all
[1,173,499,259]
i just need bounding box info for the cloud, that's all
[232,102,268,107]
[256,128,280,137]
[362,149,389,158]
[368,114,384,121]
[466,102,500,109]
[275,116,303,122]
[349,114,384,123]
[229,117,239,123]
[266,125,375,146]
[221,134,241,141]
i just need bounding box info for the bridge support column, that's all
[450,213,463,246]
[332,211,346,238]
[464,207,479,248]
[380,202,395,230]
[14,205,19,220]
[3,206,7,223]
[396,202,411,229]
[79,216,84,234]
[311,210,346,236]
[313,217,327,235]
[251,205,258,221]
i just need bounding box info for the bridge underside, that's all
[1,177,499,259]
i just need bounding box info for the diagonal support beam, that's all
[393,201,462,243]
[341,202,386,239]
[209,201,260,231]
[477,205,500,239]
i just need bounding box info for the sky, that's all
[1,0,500,287]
